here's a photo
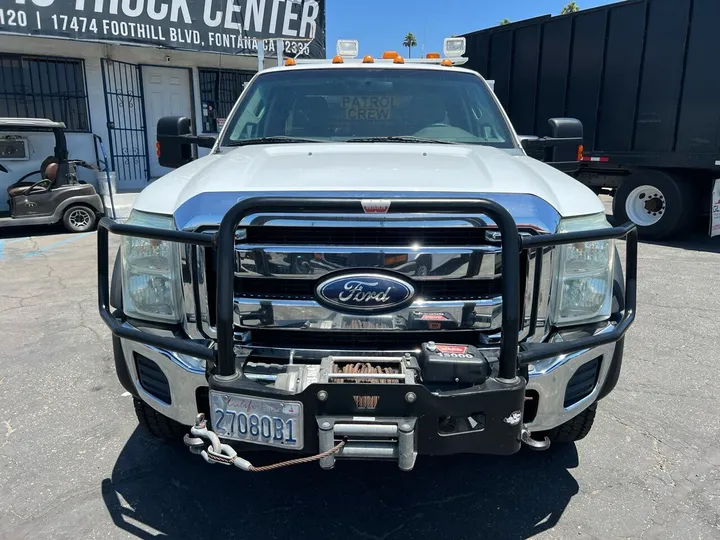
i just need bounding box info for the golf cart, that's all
[0,118,105,233]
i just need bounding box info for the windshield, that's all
[220,68,516,148]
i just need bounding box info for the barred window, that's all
[0,55,90,132]
[198,68,255,133]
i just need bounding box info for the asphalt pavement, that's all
[1,199,719,540]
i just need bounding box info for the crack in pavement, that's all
[1,420,16,449]
[605,411,712,468]
[613,387,710,400]
[16,484,100,540]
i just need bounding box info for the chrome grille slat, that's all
[232,297,503,331]
[233,276,502,301]
[234,245,501,280]
[244,226,493,247]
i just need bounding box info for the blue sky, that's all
[325,0,617,58]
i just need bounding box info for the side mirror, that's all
[520,117,583,174]
[157,116,216,169]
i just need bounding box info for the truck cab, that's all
[98,38,637,472]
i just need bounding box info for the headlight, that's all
[550,212,614,327]
[121,210,182,323]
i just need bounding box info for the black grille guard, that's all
[98,197,638,381]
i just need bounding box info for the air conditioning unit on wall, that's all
[0,136,29,160]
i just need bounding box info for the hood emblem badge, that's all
[315,272,415,314]
[361,199,391,214]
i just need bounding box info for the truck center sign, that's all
[0,0,326,58]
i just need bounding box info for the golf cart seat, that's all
[7,179,51,197]
[6,157,59,198]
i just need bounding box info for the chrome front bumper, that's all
[118,323,619,433]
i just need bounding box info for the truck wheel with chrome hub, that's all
[613,169,694,240]
[625,185,665,226]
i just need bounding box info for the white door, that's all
[142,66,193,179]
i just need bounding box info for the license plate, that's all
[209,392,304,450]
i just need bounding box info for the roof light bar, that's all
[293,57,469,66]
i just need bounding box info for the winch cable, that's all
[185,414,347,472]
[333,362,397,383]
[247,440,347,472]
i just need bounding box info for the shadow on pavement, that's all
[102,428,580,540]
[0,222,68,239]
[640,232,720,255]
[605,212,720,254]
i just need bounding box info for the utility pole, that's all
[257,39,265,72]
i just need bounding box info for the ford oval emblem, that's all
[315,272,415,314]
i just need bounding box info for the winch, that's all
[269,342,496,393]
[272,353,420,392]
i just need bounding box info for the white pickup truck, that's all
[98,38,637,472]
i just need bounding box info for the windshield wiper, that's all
[225,136,328,146]
[345,136,458,145]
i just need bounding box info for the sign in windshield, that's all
[341,96,400,121]
[222,68,516,148]
[0,0,326,58]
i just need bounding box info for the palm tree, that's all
[561,2,580,14]
[500,19,511,25]
[403,32,417,58]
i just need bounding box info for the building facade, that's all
[0,0,326,204]
[0,34,276,196]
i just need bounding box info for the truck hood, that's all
[133,143,604,228]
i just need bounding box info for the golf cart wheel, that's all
[62,205,97,233]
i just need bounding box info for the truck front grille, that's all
[189,214,554,347]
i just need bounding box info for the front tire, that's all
[62,205,97,233]
[133,398,188,441]
[538,403,597,444]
